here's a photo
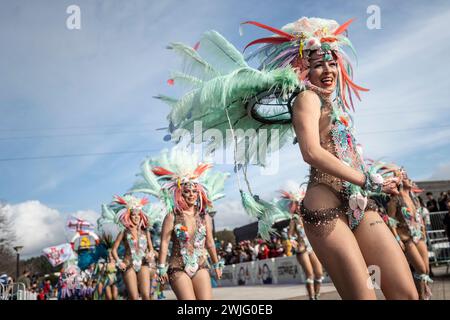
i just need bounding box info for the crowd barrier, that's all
[0,282,37,300]
[427,211,450,273]
[217,255,331,287]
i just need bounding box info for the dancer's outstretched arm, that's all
[292,91,398,194]
[205,214,222,279]
[158,212,174,283]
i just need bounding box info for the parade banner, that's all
[42,243,75,267]
[218,256,330,287]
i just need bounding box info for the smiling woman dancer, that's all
[110,195,155,300]
[155,162,223,300]
[158,17,418,299]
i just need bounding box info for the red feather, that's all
[140,198,149,206]
[192,163,212,178]
[280,191,291,199]
[244,37,290,51]
[241,21,295,40]
[114,195,127,205]
[152,166,174,176]
[333,18,355,36]
[193,41,200,51]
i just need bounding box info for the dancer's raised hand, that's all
[382,177,400,195]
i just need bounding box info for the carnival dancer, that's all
[95,234,120,300]
[107,195,156,300]
[158,17,418,299]
[279,181,324,300]
[386,169,432,299]
[128,148,228,300]
[150,151,223,299]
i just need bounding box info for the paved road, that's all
[163,265,450,300]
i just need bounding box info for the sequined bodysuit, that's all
[122,229,150,272]
[391,195,425,244]
[168,211,209,282]
[299,85,377,235]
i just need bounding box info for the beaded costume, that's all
[389,195,425,244]
[299,84,378,235]
[167,211,209,281]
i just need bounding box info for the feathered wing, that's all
[201,170,230,202]
[143,203,166,228]
[129,159,162,196]
[97,203,124,236]
[274,198,293,220]
[240,190,282,241]
[160,30,300,167]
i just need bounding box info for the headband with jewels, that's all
[243,17,368,112]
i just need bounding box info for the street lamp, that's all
[13,246,23,280]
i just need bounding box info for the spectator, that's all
[37,289,45,300]
[443,199,450,244]
[418,196,431,229]
[43,279,52,299]
[258,243,269,260]
[426,192,440,212]
[269,238,284,258]
[17,270,31,290]
[438,192,449,212]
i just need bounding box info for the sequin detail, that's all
[168,212,208,282]
[394,196,425,244]
[123,231,150,273]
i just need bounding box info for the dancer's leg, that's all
[105,285,112,300]
[309,252,324,297]
[305,216,377,299]
[112,285,118,300]
[170,272,196,300]
[354,210,418,300]
[296,252,315,299]
[416,240,430,274]
[123,269,139,300]
[192,269,213,300]
[137,266,151,300]
[404,240,427,299]
[97,283,103,299]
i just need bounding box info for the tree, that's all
[0,201,16,276]
[215,229,236,245]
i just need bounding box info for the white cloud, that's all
[3,201,99,258]
[214,199,256,231]
[428,162,450,181]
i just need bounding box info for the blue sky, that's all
[1,0,450,256]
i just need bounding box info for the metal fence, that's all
[426,211,450,273]
[0,282,37,300]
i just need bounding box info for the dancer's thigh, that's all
[123,269,139,300]
[105,286,112,300]
[354,210,418,300]
[297,252,314,278]
[404,241,427,274]
[416,240,430,274]
[138,266,151,300]
[170,272,196,300]
[309,252,323,278]
[305,215,376,300]
[192,269,213,300]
